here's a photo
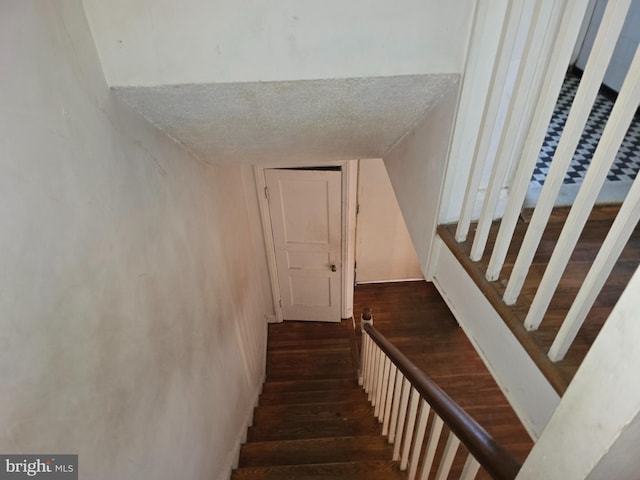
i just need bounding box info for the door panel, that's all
[266,169,342,322]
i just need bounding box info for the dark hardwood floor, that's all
[438,204,640,392]
[353,281,534,477]
[233,319,405,479]
[233,281,533,479]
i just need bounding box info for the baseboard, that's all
[218,372,265,480]
[356,277,425,285]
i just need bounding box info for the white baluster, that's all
[549,177,640,360]
[503,0,632,305]
[383,364,399,436]
[435,432,461,480]
[419,414,445,480]
[459,455,481,480]
[408,399,431,480]
[471,0,563,261]
[388,369,404,444]
[377,356,391,422]
[369,344,381,403]
[525,43,640,331]
[400,387,420,470]
[374,354,387,417]
[456,1,526,243]
[393,377,412,461]
[363,334,372,394]
[486,0,595,282]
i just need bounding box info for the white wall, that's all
[383,80,460,278]
[82,0,474,86]
[518,266,640,479]
[0,2,272,479]
[355,159,423,283]
[575,0,640,92]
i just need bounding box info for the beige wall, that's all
[356,159,423,283]
[0,2,271,479]
[383,80,460,279]
[82,0,474,86]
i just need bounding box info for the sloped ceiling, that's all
[115,74,459,165]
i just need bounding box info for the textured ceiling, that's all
[116,74,459,165]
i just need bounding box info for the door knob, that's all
[330,264,337,272]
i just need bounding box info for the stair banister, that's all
[360,309,521,480]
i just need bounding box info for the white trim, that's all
[254,160,358,322]
[254,166,284,323]
[431,236,560,439]
[356,277,425,285]
[218,372,265,480]
[342,160,358,319]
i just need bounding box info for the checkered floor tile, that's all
[531,72,640,187]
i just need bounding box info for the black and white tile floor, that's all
[531,71,640,188]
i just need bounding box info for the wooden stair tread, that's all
[231,460,405,480]
[261,378,358,394]
[247,414,381,442]
[257,387,364,405]
[238,436,393,467]
[252,399,374,425]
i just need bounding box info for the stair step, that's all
[258,387,364,406]
[239,435,392,467]
[267,351,355,379]
[252,400,373,425]
[231,460,405,480]
[261,378,358,394]
[247,409,381,442]
[268,338,351,352]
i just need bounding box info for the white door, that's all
[265,168,342,322]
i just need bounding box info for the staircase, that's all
[232,320,405,479]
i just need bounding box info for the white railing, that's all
[453,0,640,362]
[358,311,520,480]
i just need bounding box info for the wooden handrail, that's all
[363,322,521,480]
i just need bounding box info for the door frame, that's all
[254,160,358,323]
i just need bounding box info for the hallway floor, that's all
[353,281,534,466]
[527,70,640,207]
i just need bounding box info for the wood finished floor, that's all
[233,281,532,479]
[353,281,534,476]
[438,205,640,393]
[233,319,405,479]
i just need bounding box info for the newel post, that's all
[361,307,373,331]
[358,307,373,385]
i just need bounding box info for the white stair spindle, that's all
[486,0,596,282]
[408,399,431,480]
[393,377,412,461]
[459,455,481,480]
[456,1,526,243]
[400,387,420,470]
[549,177,640,360]
[382,363,398,436]
[419,414,445,480]
[524,44,640,331]
[471,0,562,261]
[377,356,391,422]
[375,356,390,419]
[363,335,372,394]
[435,432,461,480]
[370,344,381,403]
[503,0,632,305]
[388,368,404,444]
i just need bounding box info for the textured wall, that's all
[115,75,459,165]
[0,2,271,479]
